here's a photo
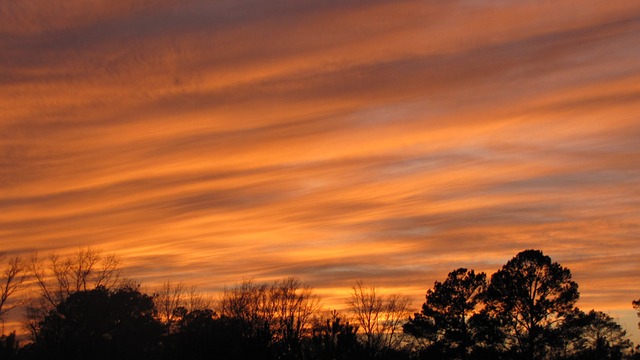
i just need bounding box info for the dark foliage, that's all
[162,307,270,360]
[34,285,163,360]
[1,249,635,360]
[556,309,632,360]
[0,332,20,360]
[405,268,486,360]
[483,249,579,360]
[403,249,637,360]
[309,311,362,360]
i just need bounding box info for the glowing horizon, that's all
[1,0,639,343]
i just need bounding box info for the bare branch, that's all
[347,281,410,353]
[0,254,26,319]
[25,247,124,333]
[28,252,58,308]
[186,285,211,312]
[155,281,186,334]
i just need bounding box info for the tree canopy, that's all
[560,309,632,360]
[483,249,579,360]
[0,248,635,360]
[36,285,162,360]
[404,268,486,360]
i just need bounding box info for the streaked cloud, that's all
[1,0,640,341]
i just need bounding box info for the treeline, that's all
[0,248,639,360]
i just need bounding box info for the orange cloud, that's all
[2,0,640,343]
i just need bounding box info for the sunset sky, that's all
[1,0,640,342]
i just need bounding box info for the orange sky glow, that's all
[1,0,640,342]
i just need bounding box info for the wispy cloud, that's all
[1,0,640,341]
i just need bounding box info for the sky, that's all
[1,0,640,342]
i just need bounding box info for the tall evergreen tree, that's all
[483,249,579,360]
[404,268,486,360]
[560,309,632,360]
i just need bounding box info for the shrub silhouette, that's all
[35,285,163,360]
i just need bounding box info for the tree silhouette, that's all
[483,249,579,360]
[267,277,320,359]
[219,278,320,359]
[2,248,634,360]
[347,281,410,357]
[163,307,240,360]
[559,309,632,360]
[0,253,25,328]
[24,248,123,339]
[404,268,486,360]
[310,310,362,360]
[36,285,163,360]
[29,248,122,308]
[219,280,273,358]
[0,332,19,360]
[155,281,186,335]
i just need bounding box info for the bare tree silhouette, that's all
[347,280,410,355]
[0,253,25,332]
[24,247,122,338]
[28,247,122,308]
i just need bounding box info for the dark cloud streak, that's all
[2,0,640,342]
